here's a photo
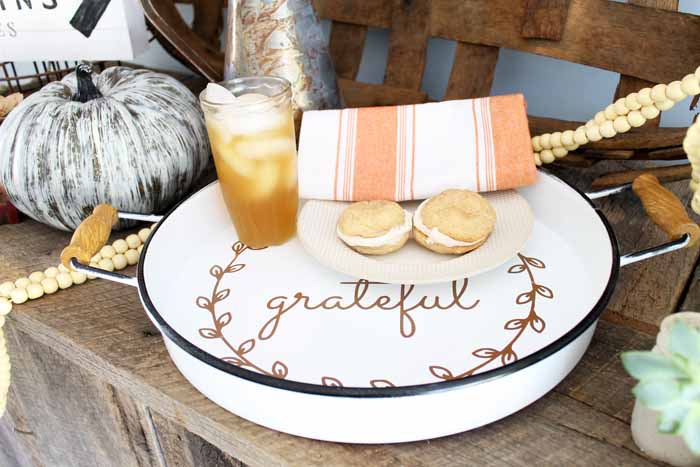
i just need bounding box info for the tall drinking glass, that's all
[200,77,298,248]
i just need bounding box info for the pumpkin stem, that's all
[74,64,102,103]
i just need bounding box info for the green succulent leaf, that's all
[633,380,681,410]
[658,402,690,434]
[671,321,700,363]
[681,406,700,455]
[621,351,686,381]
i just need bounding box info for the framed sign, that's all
[0,0,149,60]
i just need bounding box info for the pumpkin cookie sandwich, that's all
[337,201,412,255]
[413,189,496,255]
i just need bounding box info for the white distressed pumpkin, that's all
[0,65,210,231]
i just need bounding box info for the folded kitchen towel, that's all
[298,94,537,201]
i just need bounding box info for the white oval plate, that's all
[297,190,534,284]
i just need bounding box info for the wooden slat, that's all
[338,78,428,107]
[591,164,691,190]
[384,0,432,90]
[317,0,700,83]
[329,22,368,80]
[614,0,678,129]
[521,0,572,40]
[444,42,500,99]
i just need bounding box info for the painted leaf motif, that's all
[370,379,395,388]
[237,338,255,355]
[472,348,499,358]
[321,376,343,387]
[508,264,525,274]
[501,349,517,365]
[530,315,546,333]
[209,265,223,278]
[225,264,245,273]
[215,289,230,302]
[217,312,232,328]
[525,257,545,269]
[198,328,219,339]
[516,291,534,305]
[535,285,554,299]
[272,361,288,378]
[504,319,525,330]
[222,356,244,366]
[196,296,211,309]
[232,242,246,253]
[429,365,454,380]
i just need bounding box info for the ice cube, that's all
[251,159,281,199]
[233,136,295,160]
[236,93,268,105]
[206,83,237,104]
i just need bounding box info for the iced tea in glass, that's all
[200,77,298,248]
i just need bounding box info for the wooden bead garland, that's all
[532,67,700,165]
[0,224,152,416]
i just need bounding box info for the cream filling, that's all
[413,198,484,247]
[337,210,412,248]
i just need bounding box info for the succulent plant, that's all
[622,320,700,454]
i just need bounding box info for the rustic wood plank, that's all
[613,0,678,129]
[329,22,368,80]
[444,42,500,99]
[338,78,429,107]
[521,0,572,40]
[0,413,33,467]
[384,0,432,90]
[315,0,392,28]
[591,164,691,190]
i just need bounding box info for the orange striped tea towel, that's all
[298,94,537,201]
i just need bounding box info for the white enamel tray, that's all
[71,171,692,444]
[297,190,533,284]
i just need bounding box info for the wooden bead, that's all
[637,88,653,106]
[532,136,542,151]
[593,111,607,125]
[654,100,674,111]
[651,84,668,102]
[585,125,602,142]
[14,277,30,289]
[112,254,128,271]
[56,272,73,289]
[151,223,158,230]
[126,234,142,250]
[682,74,700,96]
[138,228,151,243]
[41,278,58,294]
[627,111,646,128]
[692,180,700,192]
[540,149,555,164]
[98,258,115,272]
[552,147,568,158]
[584,120,596,129]
[0,315,4,328]
[561,130,575,147]
[0,283,14,298]
[613,98,629,116]
[90,253,103,263]
[549,132,562,148]
[58,263,70,274]
[625,93,642,111]
[604,104,617,121]
[539,133,552,149]
[100,245,116,259]
[666,81,686,102]
[26,283,44,300]
[113,239,128,254]
[125,249,139,266]
[44,266,59,278]
[534,152,542,166]
[695,65,700,80]
[564,144,579,151]
[600,121,616,138]
[0,298,11,316]
[613,116,631,133]
[641,105,660,120]
[137,245,143,254]
[9,288,28,304]
[87,264,99,280]
[573,128,588,145]
[70,271,87,285]
[693,194,700,215]
[28,271,44,283]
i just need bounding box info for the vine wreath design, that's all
[195,242,288,379]
[429,253,552,381]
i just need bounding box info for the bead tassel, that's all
[0,225,152,417]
